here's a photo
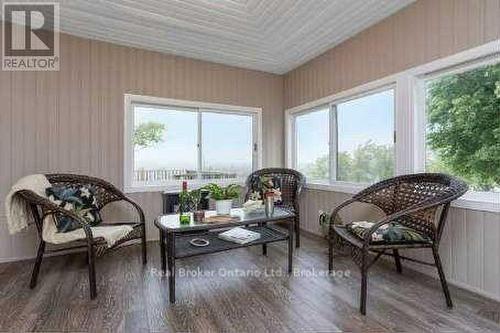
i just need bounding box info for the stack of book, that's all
[218,227,261,244]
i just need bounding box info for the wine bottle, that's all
[179,181,190,224]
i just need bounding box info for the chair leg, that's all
[393,249,403,274]
[328,229,334,272]
[141,225,147,264]
[87,244,97,299]
[295,216,300,248]
[360,250,368,315]
[432,247,453,308]
[30,241,46,289]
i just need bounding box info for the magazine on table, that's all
[218,227,261,244]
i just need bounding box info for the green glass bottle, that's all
[179,181,191,225]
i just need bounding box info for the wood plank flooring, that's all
[1,233,500,332]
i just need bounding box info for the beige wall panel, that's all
[284,0,500,109]
[0,29,283,262]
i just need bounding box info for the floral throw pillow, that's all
[46,185,102,233]
[258,175,283,204]
[346,221,430,243]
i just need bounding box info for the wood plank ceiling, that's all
[7,0,415,74]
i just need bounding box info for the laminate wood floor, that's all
[1,233,500,332]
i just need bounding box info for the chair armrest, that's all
[296,177,305,197]
[17,190,94,241]
[119,197,145,225]
[328,197,359,227]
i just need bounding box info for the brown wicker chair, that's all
[328,173,468,315]
[16,173,147,299]
[245,168,305,247]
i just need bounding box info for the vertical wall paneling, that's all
[0,30,283,262]
[283,0,500,302]
[284,0,500,109]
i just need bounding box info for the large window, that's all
[291,88,395,186]
[286,41,499,212]
[295,106,330,182]
[201,111,254,179]
[336,90,395,183]
[125,96,261,191]
[423,60,499,193]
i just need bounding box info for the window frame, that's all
[287,83,397,192]
[285,39,499,213]
[124,94,262,193]
[291,104,331,184]
[413,54,500,173]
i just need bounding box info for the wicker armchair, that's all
[16,174,147,299]
[245,168,305,247]
[328,173,468,315]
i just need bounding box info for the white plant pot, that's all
[215,199,233,215]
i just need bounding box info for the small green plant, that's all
[203,183,241,201]
[188,188,203,210]
[178,188,205,212]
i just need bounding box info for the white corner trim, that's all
[453,192,500,213]
[304,182,366,195]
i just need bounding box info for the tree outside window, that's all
[426,62,500,192]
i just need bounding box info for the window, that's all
[286,41,499,212]
[294,107,329,182]
[290,87,395,186]
[125,95,261,191]
[422,60,499,194]
[336,90,395,183]
[201,111,254,179]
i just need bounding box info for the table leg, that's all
[261,222,267,256]
[288,218,294,274]
[167,232,176,303]
[159,229,166,273]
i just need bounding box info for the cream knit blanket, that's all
[5,174,132,247]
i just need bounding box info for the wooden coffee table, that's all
[154,208,295,303]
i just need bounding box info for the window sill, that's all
[304,182,500,213]
[124,179,247,194]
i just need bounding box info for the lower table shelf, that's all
[173,226,288,259]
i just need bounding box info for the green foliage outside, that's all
[303,141,394,184]
[305,155,329,181]
[426,63,500,191]
[303,63,499,191]
[338,141,394,183]
[133,121,166,149]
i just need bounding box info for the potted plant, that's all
[178,186,208,222]
[189,188,206,222]
[203,183,241,215]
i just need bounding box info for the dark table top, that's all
[154,207,295,233]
